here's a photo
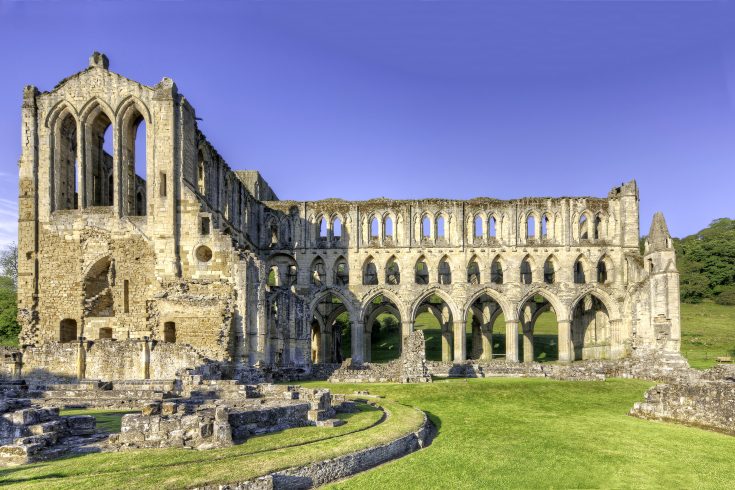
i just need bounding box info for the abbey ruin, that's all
[13,53,682,384]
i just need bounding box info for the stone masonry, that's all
[14,53,682,383]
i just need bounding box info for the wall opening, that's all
[163,322,176,343]
[59,319,77,343]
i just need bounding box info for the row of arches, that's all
[48,97,151,216]
[266,253,614,288]
[309,287,615,365]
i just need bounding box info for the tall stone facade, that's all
[15,53,680,381]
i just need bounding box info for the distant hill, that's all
[673,218,735,305]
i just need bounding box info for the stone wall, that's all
[631,379,735,435]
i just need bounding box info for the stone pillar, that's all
[453,321,466,362]
[480,325,493,361]
[141,337,151,380]
[76,338,87,380]
[441,326,452,363]
[363,329,371,363]
[522,325,534,363]
[351,321,364,364]
[505,320,519,362]
[559,319,574,362]
[401,320,412,353]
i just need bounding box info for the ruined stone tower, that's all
[15,54,681,382]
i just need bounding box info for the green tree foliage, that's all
[0,276,18,346]
[674,218,735,304]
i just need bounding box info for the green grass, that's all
[59,409,131,433]
[680,302,735,369]
[296,378,735,489]
[0,400,424,489]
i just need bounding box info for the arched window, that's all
[386,257,400,285]
[491,257,504,284]
[311,257,326,286]
[363,258,378,285]
[319,217,328,238]
[370,217,379,239]
[579,214,589,240]
[467,258,480,284]
[526,215,536,239]
[422,216,431,238]
[54,112,78,211]
[488,216,497,238]
[384,216,394,238]
[269,222,279,247]
[163,322,176,343]
[520,257,533,284]
[333,217,342,239]
[85,106,114,208]
[438,257,452,284]
[541,215,549,239]
[597,259,609,284]
[594,215,603,240]
[267,266,280,287]
[197,150,206,195]
[474,215,483,238]
[334,257,349,285]
[544,257,556,284]
[59,319,77,343]
[574,259,586,284]
[436,216,445,238]
[415,257,429,284]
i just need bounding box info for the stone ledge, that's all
[194,403,434,490]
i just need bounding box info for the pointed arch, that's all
[543,255,559,284]
[310,256,326,286]
[520,254,535,284]
[435,214,446,239]
[415,255,429,284]
[488,215,498,238]
[573,254,591,284]
[385,255,400,285]
[409,287,461,327]
[333,255,349,285]
[491,255,505,284]
[362,256,378,285]
[597,254,613,284]
[438,255,452,284]
[421,213,432,239]
[467,255,481,284]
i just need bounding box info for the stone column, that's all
[363,329,371,363]
[441,326,452,363]
[522,325,534,363]
[453,321,466,362]
[76,337,87,380]
[351,321,364,364]
[558,320,572,363]
[141,337,151,380]
[401,320,413,353]
[480,325,493,362]
[505,320,519,362]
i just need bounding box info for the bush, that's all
[715,286,735,306]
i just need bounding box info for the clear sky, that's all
[1,0,734,248]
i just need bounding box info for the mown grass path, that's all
[297,378,735,489]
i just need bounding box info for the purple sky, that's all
[1,0,734,247]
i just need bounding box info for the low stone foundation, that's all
[196,404,434,490]
[0,401,99,466]
[630,378,735,435]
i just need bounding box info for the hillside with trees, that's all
[674,218,735,305]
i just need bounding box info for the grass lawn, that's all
[301,378,735,489]
[60,409,131,433]
[680,302,735,369]
[0,400,425,489]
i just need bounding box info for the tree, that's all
[0,276,18,345]
[0,243,17,288]
[674,218,735,304]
